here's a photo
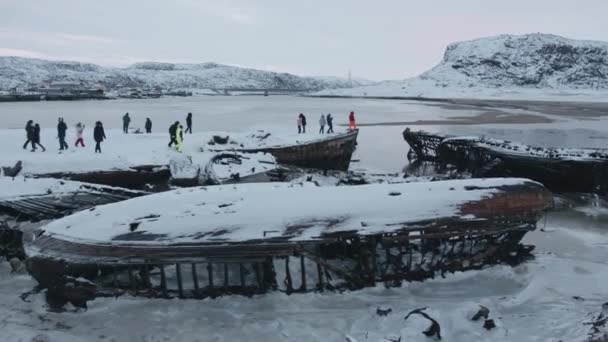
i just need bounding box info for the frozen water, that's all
[1,96,608,341]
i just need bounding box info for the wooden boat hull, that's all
[403,128,608,195]
[240,130,359,171]
[24,179,551,306]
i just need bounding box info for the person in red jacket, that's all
[348,111,357,130]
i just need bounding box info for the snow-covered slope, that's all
[317,33,608,100]
[0,57,369,91]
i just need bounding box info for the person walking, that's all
[301,113,307,133]
[145,118,152,134]
[168,121,179,147]
[348,111,357,130]
[23,120,34,150]
[175,124,184,152]
[185,112,192,134]
[319,114,326,134]
[93,121,106,153]
[326,113,334,133]
[57,117,68,150]
[75,122,85,147]
[122,112,131,134]
[57,118,68,151]
[297,114,303,134]
[31,123,46,152]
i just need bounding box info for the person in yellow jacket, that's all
[175,124,184,152]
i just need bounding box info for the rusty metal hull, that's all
[241,130,359,171]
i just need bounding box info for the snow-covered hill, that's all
[0,57,369,91]
[317,33,608,100]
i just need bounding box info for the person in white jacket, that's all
[75,122,85,147]
[319,114,326,134]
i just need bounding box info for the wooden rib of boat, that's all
[25,178,551,306]
[403,128,608,195]
[239,129,359,171]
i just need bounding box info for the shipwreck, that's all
[236,129,359,171]
[0,177,145,260]
[403,128,608,195]
[25,178,551,307]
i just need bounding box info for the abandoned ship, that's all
[403,128,608,195]
[0,128,558,309]
[24,178,552,307]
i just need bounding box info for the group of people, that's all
[122,112,193,136]
[297,111,356,134]
[20,110,357,154]
[21,112,194,154]
[22,120,46,152]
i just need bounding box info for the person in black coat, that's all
[31,123,46,152]
[23,120,34,149]
[57,117,68,150]
[145,118,152,133]
[300,113,307,133]
[326,113,334,133]
[93,121,106,153]
[122,112,130,134]
[185,113,193,134]
[168,121,179,147]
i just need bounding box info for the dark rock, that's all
[213,135,230,145]
[472,305,490,321]
[483,319,496,330]
[376,307,392,316]
[1,160,22,177]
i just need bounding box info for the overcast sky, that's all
[1,0,608,81]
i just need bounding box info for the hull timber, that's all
[0,181,145,260]
[25,179,552,306]
[240,129,358,171]
[403,128,608,195]
[0,184,145,221]
[34,165,171,190]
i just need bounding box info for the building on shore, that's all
[38,81,106,100]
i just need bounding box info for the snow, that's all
[4,218,608,341]
[0,177,84,200]
[35,178,537,245]
[0,128,347,175]
[442,136,608,162]
[0,96,607,341]
[0,57,371,92]
[315,33,608,102]
[204,152,276,183]
[0,176,141,201]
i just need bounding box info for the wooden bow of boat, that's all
[239,129,359,171]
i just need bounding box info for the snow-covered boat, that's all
[0,177,145,260]
[403,128,608,195]
[25,178,551,306]
[238,129,358,171]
